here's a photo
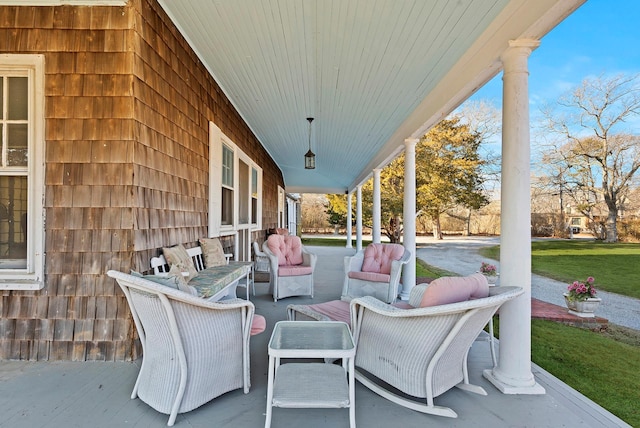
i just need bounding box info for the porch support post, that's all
[372,168,382,244]
[346,191,353,248]
[483,39,545,395]
[356,185,363,252]
[399,138,418,300]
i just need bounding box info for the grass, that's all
[304,237,640,425]
[530,320,640,426]
[478,240,640,299]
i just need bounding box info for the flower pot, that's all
[482,273,498,285]
[563,293,601,318]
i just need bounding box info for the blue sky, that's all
[470,0,640,118]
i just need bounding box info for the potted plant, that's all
[479,262,498,285]
[563,276,601,317]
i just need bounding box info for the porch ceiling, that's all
[14,0,585,193]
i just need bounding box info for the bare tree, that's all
[541,73,640,242]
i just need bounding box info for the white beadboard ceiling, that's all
[9,0,584,193]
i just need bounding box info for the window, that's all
[251,167,258,224]
[221,144,234,226]
[0,55,44,290]
[208,122,262,236]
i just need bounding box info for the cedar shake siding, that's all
[0,0,284,361]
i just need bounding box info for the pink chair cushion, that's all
[267,234,304,266]
[347,271,391,283]
[420,273,489,307]
[391,301,414,309]
[251,314,267,336]
[304,300,351,325]
[360,243,404,274]
[278,265,313,276]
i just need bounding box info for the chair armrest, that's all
[408,284,429,307]
[301,246,317,271]
[344,250,365,274]
[351,286,524,320]
[224,253,233,263]
[262,242,281,273]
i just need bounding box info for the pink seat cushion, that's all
[267,234,304,266]
[391,301,414,309]
[251,314,267,336]
[304,300,351,325]
[420,273,489,307]
[348,271,391,283]
[360,243,404,274]
[278,265,313,276]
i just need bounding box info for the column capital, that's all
[508,38,540,50]
[404,138,419,146]
[501,39,540,73]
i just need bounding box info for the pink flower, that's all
[566,277,597,301]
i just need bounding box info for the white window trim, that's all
[208,122,262,237]
[0,54,45,290]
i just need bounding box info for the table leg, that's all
[348,356,356,428]
[265,356,275,428]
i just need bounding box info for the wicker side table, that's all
[265,321,356,428]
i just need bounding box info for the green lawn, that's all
[479,240,640,299]
[530,320,640,426]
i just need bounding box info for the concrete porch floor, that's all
[0,246,630,427]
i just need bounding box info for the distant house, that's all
[0,2,286,361]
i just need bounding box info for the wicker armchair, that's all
[349,285,523,418]
[342,243,410,304]
[262,234,317,302]
[107,270,258,426]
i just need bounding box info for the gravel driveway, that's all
[415,235,640,331]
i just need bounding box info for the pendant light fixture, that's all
[304,117,316,169]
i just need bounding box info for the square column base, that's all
[483,369,546,395]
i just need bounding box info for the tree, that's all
[416,117,489,239]
[325,194,348,233]
[541,74,640,242]
[324,115,490,241]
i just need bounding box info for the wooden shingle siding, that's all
[0,0,283,361]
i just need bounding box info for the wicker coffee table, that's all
[265,321,356,428]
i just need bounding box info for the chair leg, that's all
[355,370,458,418]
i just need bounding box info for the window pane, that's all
[239,160,249,224]
[222,144,233,187]
[252,198,257,224]
[221,187,233,225]
[0,175,28,268]
[7,124,28,166]
[8,77,28,120]
[0,80,3,120]
[251,168,258,197]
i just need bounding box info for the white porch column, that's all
[346,191,353,249]
[356,185,363,252]
[372,168,382,244]
[483,39,545,395]
[399,138,418,300]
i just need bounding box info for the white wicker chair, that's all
[107,270,256,426]
[262,234,317,302]
[342,243,411,303]
[348,285,524,418]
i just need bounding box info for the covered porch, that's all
[0,246,625,427]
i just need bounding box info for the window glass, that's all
[0,176,27,268]
[221,143,234,225]
[238,160,249,224]
[8,77,28,120]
